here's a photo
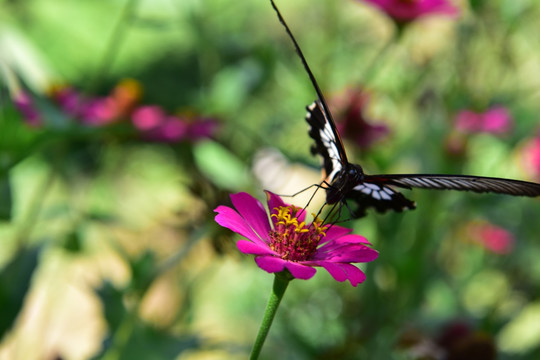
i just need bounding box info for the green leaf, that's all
[95,281,127,333]
[0,247,41,339]
[0,175,12,221]
[193,140,250,191]
[62,229,83,253]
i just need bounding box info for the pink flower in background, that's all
[466,221,515,255]
[131,105,187,142]
[521,136,540,181]
[214,192,378,286]
[51,86,84,118]
[80,97,121,126]
[13,91,42,127]
[51,79,141,126]
[132,106,220,143]
[360,0,459,24]
[131,105,165,131]
[455,106,512,135]
[332,88,389,150]
[186,116,220,140]
[16,79,218,143]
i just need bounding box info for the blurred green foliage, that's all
[1,0,540,359]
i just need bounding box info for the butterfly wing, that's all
[343,173,540,217]
[365,174,540,197]
[306,100,348,182]
[346,180,416,217]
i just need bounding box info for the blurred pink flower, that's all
[187,116,220,140]
[455,106,512,135]
[132,105,188,142]
[80,97,121,126]
[360,0,459,24]
[51,86,84,117]
[332,88,389,150]
[132,106,219,143]
[51,79,141,126]
[13,91,42,127]
[214,192,378,286]
[466,221,515,254]
[131,105,164,130]
[521,137,540,181]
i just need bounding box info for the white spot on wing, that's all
[353,183,395,201]
[379,191,392,200]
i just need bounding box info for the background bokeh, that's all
[1,0,540,359]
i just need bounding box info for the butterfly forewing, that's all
[306,100,347,182]
[366,174,540,197]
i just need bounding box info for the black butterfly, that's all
[270,0,540,218]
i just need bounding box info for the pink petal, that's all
[317,262,367,287]
[237,240,275,256]
[362,0,459,22]
[317,234,373,253]
[214,206,267,245]
[231,192,272,241]
[319,225,352,245]
[284,261,317,280]
[255,256,287,273]
[315,245,379,263]
[254,256,317,280]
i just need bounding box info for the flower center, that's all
[269,206,329,261]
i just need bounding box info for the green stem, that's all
[250,272,292,360]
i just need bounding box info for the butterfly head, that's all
[345,163,365,182]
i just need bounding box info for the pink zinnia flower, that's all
[332,88,389,150]
[360,0,459,24]
[214,192,378,286]
[466,221,515,255]
[13,91,42,127]
[455,106,512,135]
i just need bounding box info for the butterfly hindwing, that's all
[347,181,416,217]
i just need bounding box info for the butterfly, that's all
[269,0,540,218]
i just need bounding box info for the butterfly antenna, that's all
[269,1,336,126]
